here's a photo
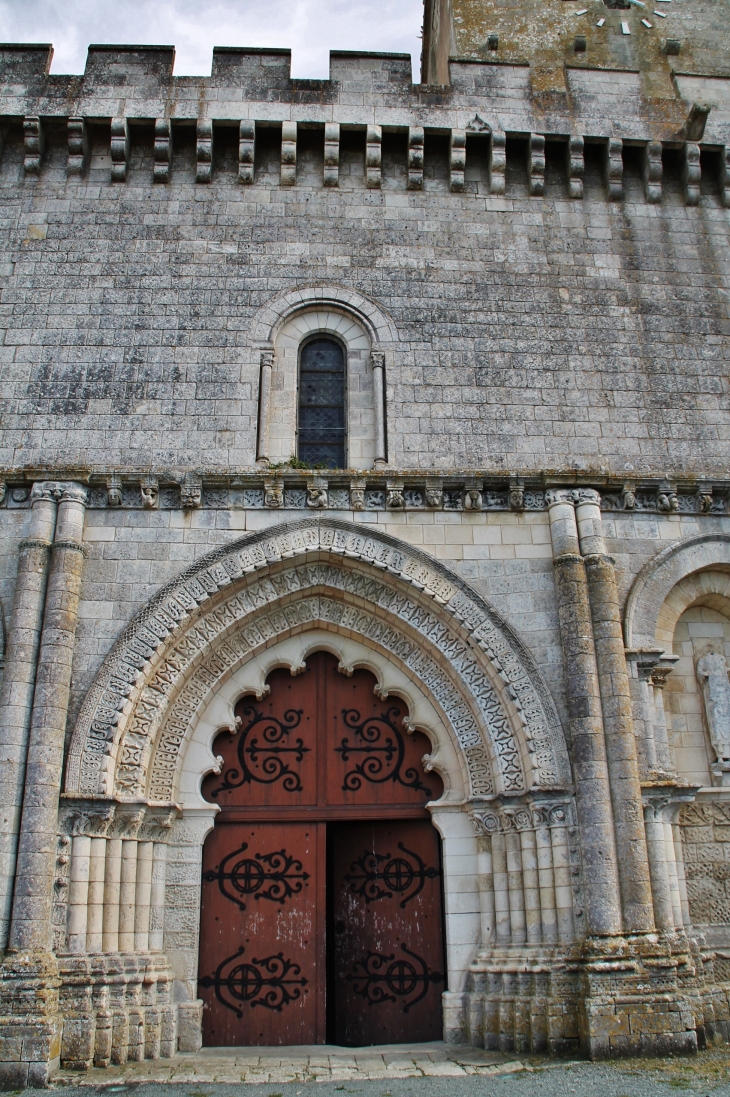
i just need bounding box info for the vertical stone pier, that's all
[0,484,87,1088]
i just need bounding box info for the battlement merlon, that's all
[1,41,730,143]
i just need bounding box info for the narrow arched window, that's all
[297,337,346,468]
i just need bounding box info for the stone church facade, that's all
[1,0,730,1082]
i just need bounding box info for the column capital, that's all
[573,488,602,507]
[30,481,88,506]
[545,487,576,508]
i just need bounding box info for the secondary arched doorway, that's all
[197,650,445,1047]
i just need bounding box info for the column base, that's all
[579,934,697,1058]
[464,934,730,1059]
[0,950,62,1088]
[57,952,177,1069]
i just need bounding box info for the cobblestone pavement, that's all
[53,1043,536,1086]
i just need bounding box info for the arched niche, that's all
[623,534,730,788]
[250,286,397,469]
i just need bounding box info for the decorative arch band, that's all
[66,518,568,802]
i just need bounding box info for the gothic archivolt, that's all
[66,518,568,804]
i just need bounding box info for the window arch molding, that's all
[251,288,395,469]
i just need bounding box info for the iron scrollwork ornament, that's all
[200,945,308,1016]
[203,841,310,911]
[209,704,309,797]
[346,945,443,1012]
[345,842,440,908]
[335,706,432,796]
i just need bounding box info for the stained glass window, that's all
[297,338,346,468]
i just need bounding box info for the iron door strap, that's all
[203,841,310,911]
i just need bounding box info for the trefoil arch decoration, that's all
[66,518,569,806]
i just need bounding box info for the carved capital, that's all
[110,806,147,840]
[30,480,64,504]
[260,349,275,370]
[59,482,89,507]
[545,488,576,508]
[59,798,116,838]
[138,805,180,842]
[573,488,601,507]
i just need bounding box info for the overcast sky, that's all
[0,0,424,79]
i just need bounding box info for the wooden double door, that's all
[198,652,445,1047]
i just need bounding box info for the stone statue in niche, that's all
[697,651,730,784]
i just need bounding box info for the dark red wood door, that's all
[199,652,445,1047]
[198,822,325,1045]
[329,820,445,1046]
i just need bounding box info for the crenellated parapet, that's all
[1,43,730,206]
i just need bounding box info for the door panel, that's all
[198,652,445,1047]
[198,821,325,1046]
[329,819,445,1046]
[322,655,442,809]
[201,653,442,812]
[201,667,319,809]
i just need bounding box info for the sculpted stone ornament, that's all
[106,475,122,507]
[264,480,284,508]
[508,486,524,511]
[387,489,405,509]
[350,479,366,511]
[425,487,443,508]
[0,480,5,506]
[307,481,328,508]
[463,489,482,512]
[141,478,158,508]
[181,473,202,509]
[657,490,679,513]
[30,481,63,503]
[621,486,636,510]
[697,652,730,781]
[698,490,713,513]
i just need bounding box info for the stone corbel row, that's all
[56,798,180,958]
[18,114,728,207]
[470,796,582,950]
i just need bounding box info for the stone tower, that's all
[0,0,729,1082]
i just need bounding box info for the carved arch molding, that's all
[624,533,730,649]
[67,518,568,803]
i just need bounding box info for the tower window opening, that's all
[297,337,346,468]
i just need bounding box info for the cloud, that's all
[0,0,424,79]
